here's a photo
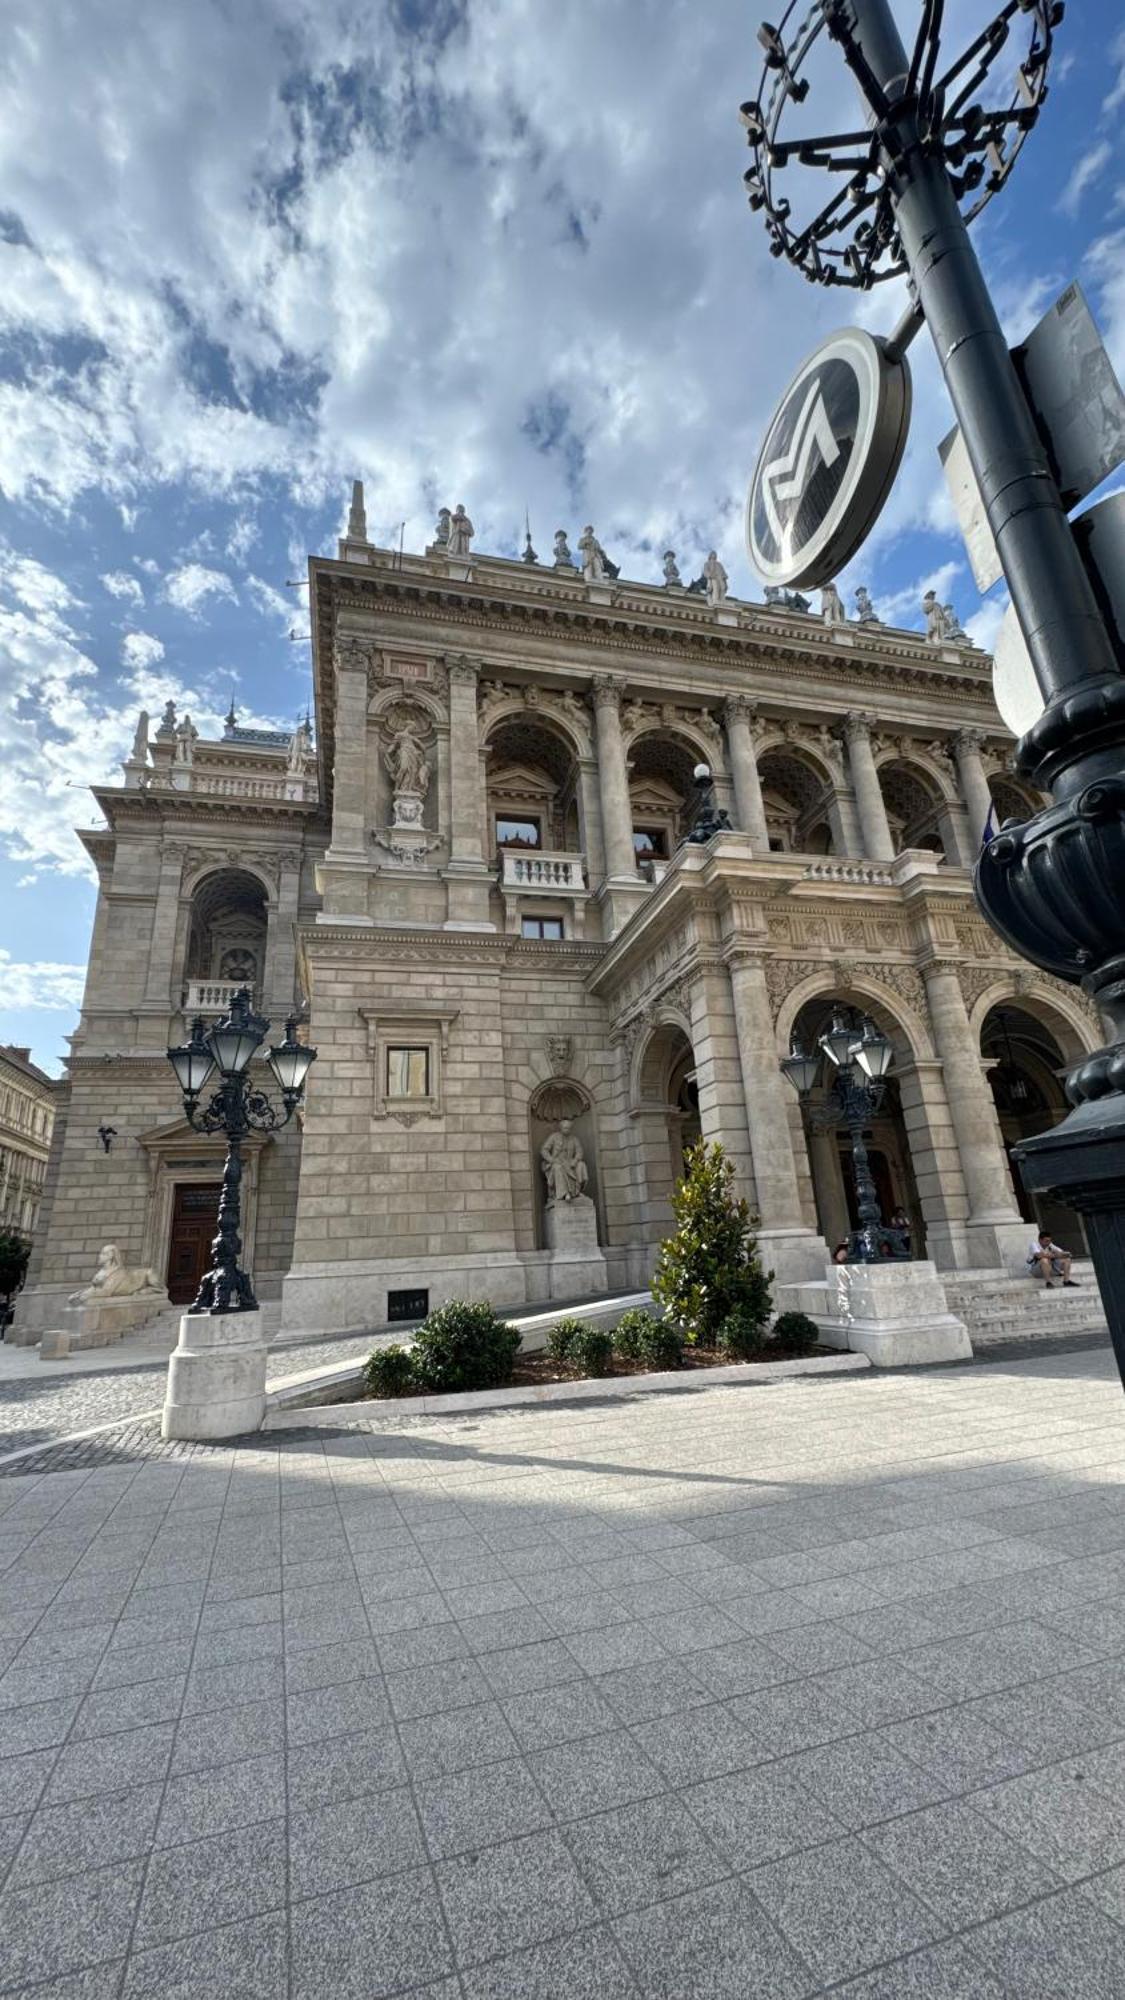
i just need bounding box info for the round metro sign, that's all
[747,327,912,591]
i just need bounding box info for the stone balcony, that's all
[499,849,586,893]
[182,980,255,1015]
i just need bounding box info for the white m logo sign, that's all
[760,380,841,549]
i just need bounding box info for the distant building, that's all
[13,504,1097,1341]
[0,1045,57,1240]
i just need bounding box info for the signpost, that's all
[737,0,1125,1390]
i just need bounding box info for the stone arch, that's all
[756,743,841,854]
[775,969,936,1066]
[631,1018,699,1228]
[485,712,584,858]
[989,773,1041,824]
[874,745,958,803]
[624,715,724,774]
[367,683,446,732]
[967,980,1099,1066]
[627,732,709,861]
[181,865,272,1006]
[875,757,956,859]
[181,856,275,905]
[975,991,1093,1249]
[480,689,591,762]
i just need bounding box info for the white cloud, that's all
[1057,141,1112,219]
[867,561,964,632]
[101,569,144,605]
[163,563,238,615]
[121,631,165,670]
[0,951,85,1010]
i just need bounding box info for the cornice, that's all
[299,925,605,974]
[89,789,327,834]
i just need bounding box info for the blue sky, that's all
[1,0,1123,1072]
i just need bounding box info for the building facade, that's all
[14,505,1101,1340]
[0,1045,57,1243]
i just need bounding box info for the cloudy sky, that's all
[1,0,1122,1071]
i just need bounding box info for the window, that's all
[522,917,564,940]
[496,815,541,850]
[386,1046,430,1098]
[633,827,668,860]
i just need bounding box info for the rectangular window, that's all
[386,1046,430,1097]
[633,827,668,859]
[496,816,541,850]
[521,917,564,940]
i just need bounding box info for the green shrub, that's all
[613,1306,660,1362]
[652,1141,773,1346]
[364,1345,417,1397]
[717,1304,768,1361]
[770,1310,819,1356]
[638,1318,684,1370]
[569,1324,615,1378]
[546,1315,586,1367]
[0,1229,30,1304]
[410,1300,521,1393]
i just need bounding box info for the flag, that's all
[980,801,997,850]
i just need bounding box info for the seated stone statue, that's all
[540,1119,589,1204]
[68,1243,164,1306]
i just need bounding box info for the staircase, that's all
[943,1262,1109,1350]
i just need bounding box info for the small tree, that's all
[652,1141,772,1346]
[0,1230,30,1306]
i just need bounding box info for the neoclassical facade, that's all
[0,1045,57,1242]
[15,506,1101,1339]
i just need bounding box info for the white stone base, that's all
[280,1254,532,1336]
[756,1227,832,1287]
[779,1260,972,1368]
[161,1308,267,1440]
[62,1294,169,1352]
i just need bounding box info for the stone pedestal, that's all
[60,1294,168,1352]
[780,1260,972,1368]
[161,1308,267,1440]
[544,1195,608,1300]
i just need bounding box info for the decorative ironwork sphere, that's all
[739,0,1061,289]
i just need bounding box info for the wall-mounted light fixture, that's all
[96,1124,117,1153]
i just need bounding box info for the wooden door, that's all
[167,1183,222,1304]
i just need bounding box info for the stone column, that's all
[727,952,826,1281]
[922,958,1024,1261]
[262,853,301,1012]
[592,677,639,883]
[326,643,369,860]
[843,712,895,862]
[951,728,995,849]
[143,846,186,1008]
[447,656,485,864]
[723,696,770,848]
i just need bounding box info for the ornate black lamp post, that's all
[780,1007,908,1263]
[167,989,316,1314]
[739,2,1125,1388]
[686,763,733,844]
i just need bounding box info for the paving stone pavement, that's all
[0,1344,1122,1997]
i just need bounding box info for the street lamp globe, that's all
[267,1018,318,1099]
[780,1039,821,1098]
[207,988,268,1078]
[853,1018,894,1082]
[167,1017,216,1101]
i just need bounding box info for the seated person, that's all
[1026,1228,1079,1288]
[831,1241,850,1265]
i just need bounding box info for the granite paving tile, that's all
[9,1783,163,1888]
[612,1875,812,1999]
[45,1723,176,1806]
[182,1657,284,1714]
[386,1657,492,1722]
[864,1796,1062,1927]
[0,1660,99,1713]
[971,1759,1125,1881]
[828,1937,1012,1998]
[459,1925,641,1999]
[750,1834,944,1985]
[1078,1861,1125,1928]
[684,1762,844,1865]
[415,1755,553,1859]
[288,1785,427,1897]
[0,1858,144,1991]
[285,1675,390,1744]
[155,1751,286,1847]
[90,1639,195,1691]
[133,1818,287,1947]
[968,1884,1125,1998]
[478,1639,586,1698]
[436,1826,599,1966]
[170,1698,284,1774]
[397,1701,519,1780]
[525,1730,666,1822]
[72,1675,186,1741]
[121,1908,288,2000]
[632,1702,765,1784]
[500,1681,622,1751]
[0,1699,80,1758]
[882,1703,1033,1791]
[289,1866,452,1998]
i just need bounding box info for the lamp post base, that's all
[1014,1089,1125,1390]
[161,1307,267,1440]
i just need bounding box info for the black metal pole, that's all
[834,0,1120,733]
[192,1087,257,1316]
[848,1110,881,1263]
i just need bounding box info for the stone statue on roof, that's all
[854,586,879,623]
[553,530,575,569]
[922,590,947,643]
[703,551,729,605]
[446,504,474,558]
[130,711,149,761]
[174,714,198,765]
[157,699,177,738]
[662,550,683,588]
[579,525,609,583]
[434,506,451,549]
[820,582,846,624]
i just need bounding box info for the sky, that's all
[1,0,1123,1073]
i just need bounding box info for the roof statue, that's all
[820,582,846,624]
[704,551,729,605]
[553,529,575,570]
[446,504,474,558]
[156,699,177,738]
[130,710,149,761]
[433,506,451,549]
[922,590,967,645]
[347,480,367,541]
[764,583,811,614]
[578,525,619,582]
[662,550,683,588]
[854,586,879,623]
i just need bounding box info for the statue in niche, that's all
[854,586,879,623]
[384,721,431,799]
[540,1118,589,1204]
[662,550,683,587]
[68,1244,164,1305]
[578,525,609,582]
[704,551,729,605]
[553,529,575,568]
[820,582,846,623]
[446,504,474,557]
[434,506,451,548]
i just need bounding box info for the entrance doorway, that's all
[167,1183,221,1304]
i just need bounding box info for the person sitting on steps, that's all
[1027,1227,1079,1288]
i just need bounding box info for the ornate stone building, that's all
[0,1045,57,1241]
[14,502,1100,1339]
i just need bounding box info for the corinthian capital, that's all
[723,693,757,726]
[951,726,986,756]
[446,653,481,687]
[843,710,876,746]
[591,674,625,712]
